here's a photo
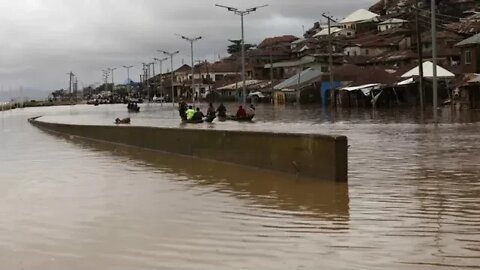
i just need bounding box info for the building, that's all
[339,9,379,33]
[377,18,408,32]
[343,31,411,57]
[455,32,480,73]
[421,31,463,53]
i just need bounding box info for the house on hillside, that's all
[453,73,480,109]
[313,27,356,39]
[421,31,463,53]
[340,9,380,33]
[343,32,411,57]
[377,18,408,32]
[246,38,294,80]
[456,33,480,73]
[265,53,344,81]
[257,35,299,49]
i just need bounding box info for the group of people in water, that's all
[127,102,140,111]
[178,100,255,121]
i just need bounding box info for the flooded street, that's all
[0,104,479,269]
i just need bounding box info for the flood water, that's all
[1,103,479,269]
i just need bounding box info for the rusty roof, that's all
[258,35,299,48]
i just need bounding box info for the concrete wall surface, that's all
[29,118,348,181]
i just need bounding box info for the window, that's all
[365,49,369,55]
[465,50,472,65]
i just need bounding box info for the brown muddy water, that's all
[0,104,479,270]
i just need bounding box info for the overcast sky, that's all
[0,0,376,100]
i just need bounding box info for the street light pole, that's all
[148,62,155,97]
[215,4,268,106]
[123,65,133,96]
[154,57,168,98]
[142,62,150,101]
[431,0,438,123]
[158,50,180,107]
[322,13,337,108]
[177,34,202,106]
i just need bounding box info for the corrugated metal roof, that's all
[401,61,455,78]
[313,27,343,37]
[455,33,480,47]
[274,68,323,90]
[340,9,379,24]
[217,80,270,91]
[378,18,408,25]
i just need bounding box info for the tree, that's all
[227,39,256,54]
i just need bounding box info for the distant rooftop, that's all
[456,32,480,47]
[378,18,408,25]
[340,9,379,24]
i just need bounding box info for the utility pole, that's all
[159,50,180,107]
[154,58,168,97]
[74,77,78,100]
[269,46,274,92]
[102,69,109,94]
[177,34,202,106]
[123,65,133,96]
[322,13,336,108]
[296,64,302,104]
[142,63,150,101]
[431,0,438,123]
[149,62,155,97]
[109,67,117,94]
[67,71,74,96]
[216,4,268,106]
[415,0,425,111]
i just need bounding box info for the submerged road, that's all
[0,104,479,269]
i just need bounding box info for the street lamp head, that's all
[159,50,180,56]
[247,4,268,12]
[215,4,238,12]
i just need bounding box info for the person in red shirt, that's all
[236,106,247,118]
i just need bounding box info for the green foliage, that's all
[227,39,256,54]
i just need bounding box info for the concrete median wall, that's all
[29,118,348,182]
